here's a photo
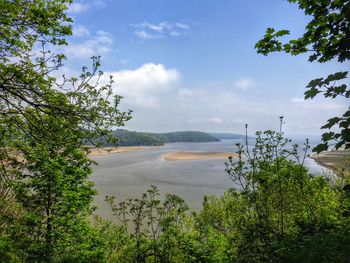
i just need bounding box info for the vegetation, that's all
[97,130,220,146]
[158,131,220,143]
[209,133,247,140]
[0,0,130,261]
[97,125,350,262]
[110,130,165,146]
[255,0,350,152]
[1,0,349,262]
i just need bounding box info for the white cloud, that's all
[142,22,167,33]
[65,30,113,58]
[178,88,195,98]
[234,78,255,90]
[290,97,304,103]
[91,0,112,7]
[170,31,181,36]
[132,22,190,40]
[103,63,180,108]
[68,2,89,14]
[290,97,344,110]
[67,0,111,14]
[175,23,190,30]
[134,30,158,40]
[139,83,345,134]
[73,25,90,37]
[95,31,113,45]
[117,75,348,134]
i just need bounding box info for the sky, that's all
[62,0,349,136]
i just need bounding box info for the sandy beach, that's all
[88,146,153,156]
[163,151,237,161]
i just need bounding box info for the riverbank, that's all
[310,149,350,172]
[88,146,155,156]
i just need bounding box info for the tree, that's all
[255,0,350,152]
[106,186,189,263]
[0,0,131,260]
[197,121,350,262]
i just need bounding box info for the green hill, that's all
[108,130,220,146]
[160,131,220,143]
[111,130,164,146]
[209,132,247,140]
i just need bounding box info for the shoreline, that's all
[309,156,335,171]
[88,146,156,156]
[163,151,237,161]
[310,149,350,172]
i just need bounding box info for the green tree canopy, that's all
[255,0,350,152]
[0,0,131,260]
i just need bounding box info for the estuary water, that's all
[91,139,329,219]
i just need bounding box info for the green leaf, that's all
[312,143,328,153]
[324,72,348,83]
[304,87,321,99]
[306,78,324,88]
[321,117,341,129]
[321,132,335,141]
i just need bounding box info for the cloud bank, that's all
[117,73,346,135]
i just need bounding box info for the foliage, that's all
[221,121,349,261]
[110,130,165,146]
[255,0,350,152]
[1,1,350,262]
[105,185,190,263]
[95,130,220,147]
[102,123,350,262]
[194,122,350,262]
[0,0,131,261]
[209,132,247,140]
[158,131,220,143]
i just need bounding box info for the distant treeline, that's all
[99,130,222,146]
[209,132,247,140]
[88,130,249,146]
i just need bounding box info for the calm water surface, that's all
[91,140,329,219]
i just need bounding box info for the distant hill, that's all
[159,131,220,143]
[111,130,164,146]
[209,132,247,140]
[107,130,220,146]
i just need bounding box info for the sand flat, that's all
[163,151,237,161]
[88,146,152,156]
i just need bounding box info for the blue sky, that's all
[63,0,349,135]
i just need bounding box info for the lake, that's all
[90,139,330,219]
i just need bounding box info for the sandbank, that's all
[88,146,153,156]
[163,151,237,161]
